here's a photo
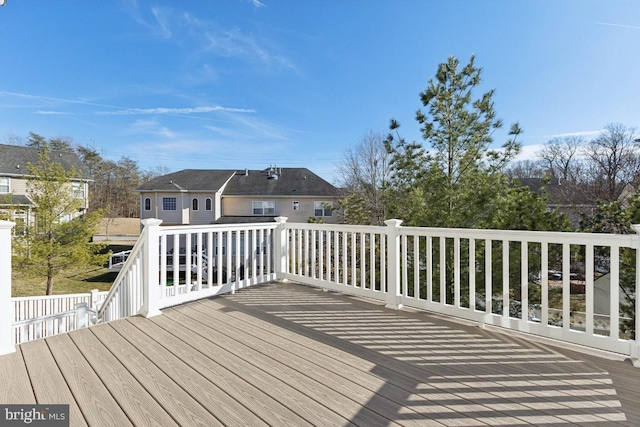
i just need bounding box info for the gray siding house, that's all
[0,144,90,230]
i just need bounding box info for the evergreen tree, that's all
[385,55,522,228]
[13,146,108,295]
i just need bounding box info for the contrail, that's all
[0,90,254,115]
[0,90,125,110]
[595,21,640,30]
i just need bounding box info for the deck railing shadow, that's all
[215,282,633,426]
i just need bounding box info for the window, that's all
[314,201,333,217]
[162,197,177,211]
[0,177,8,193]
[73,182,85,198]
[252,201,275,215]
[72,182,85,198]
[292,201,299,211]
[192,198,199,211]
[144,198,151,211]
[205,198,212,211]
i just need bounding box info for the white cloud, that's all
[35,110,71,115]
[150,7,173,39]
[101,105,256,115]
[545,130,601,139]
[514,144,544,161]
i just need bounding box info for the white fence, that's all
[1,217,639,366]
[11,291,108,344]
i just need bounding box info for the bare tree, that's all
[537,135,584,181]
[337,130,392,225]
[505,159,546,179]
[582,123,640,202]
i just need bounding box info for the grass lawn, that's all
[11,243,134,297]
[12,267,118,297]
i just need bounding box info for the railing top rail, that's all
[159,222,279,234]
[11,310,76,327]
[12,291,107,302]
[398,225,640,247]
[283,222,387,234]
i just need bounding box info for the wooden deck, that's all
[1,282,639,427]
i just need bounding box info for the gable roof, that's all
[224,167,339,197]
[136,169,236,192]
[516,177,594,206]
[136,167,340,197]
[0,144,89,179]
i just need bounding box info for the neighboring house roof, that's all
[0,144,90,179]
[517,178,593,206]
[136,169,236,192]
[0,195,33,206]
[136,167,340,197]
[224,167,340,197]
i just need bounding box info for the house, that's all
[0,144,90,230]
[517,177,596,227]
[136,165,342,225]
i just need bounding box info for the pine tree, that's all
[385,55,522,228]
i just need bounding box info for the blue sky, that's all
[1,1,639,184]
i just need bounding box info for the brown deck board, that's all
[152,311,356,427]
[89,323,224,427]
[0,349,35,404]
[1,281,639,426]
[45,333,133,427]
[69,327,179,426]
[187,299,439,425]
[111,318,267,427]
[173,303,406,427]
[20,338,88,427]
[135,313,314,427]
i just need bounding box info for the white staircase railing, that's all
[97,218,281,323]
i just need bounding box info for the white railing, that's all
[2,217,638,367]
[1,220,15,354]
[97,219,153,322]
[97,218,279,322]
[12,290,108,323]
[11,302,97,344]
[283,219,640,364]
[11,290,108,344]
[108,249,131,271]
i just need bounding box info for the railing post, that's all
[384,219,403,310]
[90,289,99,310]
[631,225,640,367]
[274,217,288,281]
[0,220,16,355]
[75,302,88,330]
[140,218,163,318]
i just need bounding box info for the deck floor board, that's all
[1,281,639,427]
